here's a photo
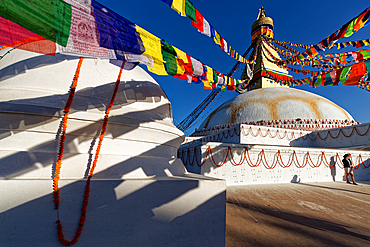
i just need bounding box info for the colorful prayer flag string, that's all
[160,0,249,64]
[278,7,370,65]
[0,0,251,91]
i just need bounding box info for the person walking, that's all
[342,154,357,185]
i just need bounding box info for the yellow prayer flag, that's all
[173,46,186,75]
[171,0,186,17]
[136,25,167,75]
[206,65,214,82]
[214,30,221,45]
[173,46,188,63]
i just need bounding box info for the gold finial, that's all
[251,7,274,34]
[256,6,266,20]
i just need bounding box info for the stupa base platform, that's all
[179,142,370,186]
[0,175,226,247]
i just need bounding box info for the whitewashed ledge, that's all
[179,142,370,186]
[195,124,311,147]
[184,123,370,150]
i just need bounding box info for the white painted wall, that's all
[179,142,370,186]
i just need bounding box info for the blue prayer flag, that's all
[210,25,216,38]
[92,0,144,61]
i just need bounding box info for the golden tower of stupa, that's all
[240,7,290,92]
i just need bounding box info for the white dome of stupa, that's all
[199,87,354,130]
[0,48,186,180]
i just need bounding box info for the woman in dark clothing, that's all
[342,154,357,185]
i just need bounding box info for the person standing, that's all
[342,154,357,185]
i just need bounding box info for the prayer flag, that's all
[306,46,319,57]
[182,54,194,75]
[360,50,370,60]
[222,38,228,53]
[161,39,178,76]
[339,66,351,85]
[205,65,214,83]
[297,54,305,60]
[284,7,370,65]
[214,30,221,46]
[173,46,188,63]
[171,0,186,17]
[344,17,357,37]
[136,26,167,75]
[227,77,236,91]
[58,6,116,59]
[203,66,212,89]
[354,8,370,31]
[172,46,186,76]
[0,16,56,55]
[190,57,203,77]
[340,54,347,64]
[63,0,92,14]
[191,8,204,32]
[92,1,144,61]
[109,59,139,70]
[219,36,225,50]
[210,25,216,38]
[185,0,196,22]
[202,18,211,37]
[0,0,72,46]
[332,68,342,86]
[323,71,335,87]
[345,62,366,85]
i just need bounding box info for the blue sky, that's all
[98,0,370,135]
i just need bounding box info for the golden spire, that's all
[251,6,274,34]
[256,6,266,19]
[238,7,289,93]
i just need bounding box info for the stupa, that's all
[199,7,354,130]
[179,8,370,186]
[0,48,225,246]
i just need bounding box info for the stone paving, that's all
[226,181,370,247]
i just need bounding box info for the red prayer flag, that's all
[0,16,56,55]
[354,9,369,31]
[191,9,204,32]
[345,62,367,85]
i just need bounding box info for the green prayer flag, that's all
[161,39,178,76]
[185,0,196,22]
[213,70,219,83]
[323,73,333,87]
[339,66,351,84]
[344,18,357,38]
[360,50,370,60]
[314,75,322,86]
[0,0,72,46]
[297,54,305,60]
